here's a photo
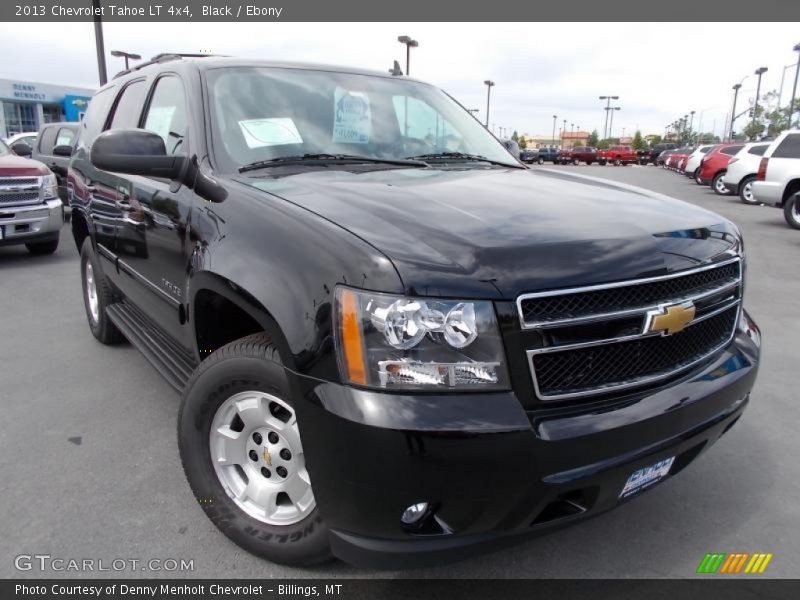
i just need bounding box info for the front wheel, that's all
[784,195,800,230]
[613,157,621,166]
[537,157,544,164]
[713,172,731,195]
[599,159,607,166]
[738,176,759,205]
[80,239,125,344]
[178,333,331,566]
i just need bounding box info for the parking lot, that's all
[0,164,797,579]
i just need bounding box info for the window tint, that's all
[38,126,57,154]
[773,134,800,159]
[721,145,743,156]
[748,144,768,156]
[143,76,188,155]
[392,95,462,151]
[55,128,75,147]
[108,80,147,130]
[81,86,116,146]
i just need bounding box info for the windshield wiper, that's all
[238,153,427,173]
[404,152,523,168]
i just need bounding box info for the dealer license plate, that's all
[619,456,675,499]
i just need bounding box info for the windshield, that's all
[0,139,9,156]
[206,66,519,172]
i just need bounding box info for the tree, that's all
[596,139,610,150]
[647,134,663,145]
[511,130,519,143]
[588,129,599,147]
[632,130,645,150]
[518,136,527,149]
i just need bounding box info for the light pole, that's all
[92,0,107,85]
[790,43,800,129]
[483,80,494,127]
[599,95,619,139]
[608,107,621,139]
[562,119,567,148]
[110,49,141,70]
[397,36,418,76]
[752,67,768,134]
[551,115,557,147]
[689,110,696,142]
[729,83,743,141]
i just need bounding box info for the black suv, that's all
[33,122,80,215]
[69,54,761,569]
[639,142,678,165]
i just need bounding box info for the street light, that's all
[689,110,696,141]
[729,83,743,142]
[110,49,141,70]
[562,119,567,148]
[397,36,418,76]
[599,95,619,139]
[790,43,800,129]
[483,80,495,127]
[608,106,621,139]
[551,115,557,147]
[752,67,768,134]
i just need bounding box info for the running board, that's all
[106,301,198,392]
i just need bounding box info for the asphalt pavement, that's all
[1,164,797,579]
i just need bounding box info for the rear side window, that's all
[748,145,768,156]
[38,126,57,154]
[108,80,147,130]
[773,134,800,159]
[81,86,116,146]
[143,76,188,155]
[721,145,743,156]
[700,146,712,153]
[55,127,75,147]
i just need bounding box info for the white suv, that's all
[751,130,800,229]
[722,142,770,205]
[685,145,714,182]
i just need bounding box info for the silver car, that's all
[751,130,800,229]
[722,142,770,205]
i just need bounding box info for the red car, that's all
[558,146,598,165]
[697,143,746,195]
[597,145,637,165]
[667,147,693,172]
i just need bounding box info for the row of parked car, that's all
[520,144,673,167]
[658,130,800,229]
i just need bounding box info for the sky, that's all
[1,22,799,139]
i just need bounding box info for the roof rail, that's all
[112,53,221,80]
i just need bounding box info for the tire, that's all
[613,157,621,166]
[738,176,759,205]
[694,169,704,185]
[572,158,579,165]
[784,195,800,230]
[25,239,59,255]
[712,171,731,195]
[178,333,331,567]
[537,157,544,165]
[80,239,125,345]
[599,159,607,166]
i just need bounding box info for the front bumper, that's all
[0,198,63,246]
[294,313,760,568]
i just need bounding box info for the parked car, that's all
[657,148,678,167]
[560,146,597,165]
[698,143,746,194]
[500,139,521,159]
[668,147,694,172]
[597,145,637,166]
[751,129,800,228]
[721,143,770,205]
[0,138,63,254]
[69,54,760,568]
[685,145,715,181]
[520,148,538,164]
[639,143,677,165]
[534,147,560,164]
[3,131,38,154]
[32,122,80,215]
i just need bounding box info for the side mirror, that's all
[53,144,73,157]
[91,129,186,180]
[11,142,32,157]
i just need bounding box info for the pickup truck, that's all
[533,147,560,164]
[559,146,597,165]
[639,143,678,165]
[69,53,760,569]
[598,145,638,166]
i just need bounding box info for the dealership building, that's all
[0,78,94,140]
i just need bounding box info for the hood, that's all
[239,166,740,299]
[0,155,49,177]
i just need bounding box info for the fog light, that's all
[401,502,429,526]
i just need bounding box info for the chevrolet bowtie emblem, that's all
[645,301,696,335]
[262,448,272,467]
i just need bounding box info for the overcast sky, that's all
[2,22,799,139]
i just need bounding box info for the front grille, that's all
[519,260,740,326]
[0,177,42,207]
[531,306,738,399]
[519,257,742,401]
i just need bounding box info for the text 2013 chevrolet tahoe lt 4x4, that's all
[68,54,761,568]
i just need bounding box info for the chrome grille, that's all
[0,176,42,207]
[520,257,742,401]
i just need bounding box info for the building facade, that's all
[0,78,94,139]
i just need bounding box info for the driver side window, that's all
[392,96,462,152]
[143,76,188,155]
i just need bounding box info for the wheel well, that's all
[783,179,800,204]
[194,289,264,359]
[71,211,89,251]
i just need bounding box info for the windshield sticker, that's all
[333,88,371,144]
[239,118,304,148]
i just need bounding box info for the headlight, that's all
[42,173,58,199]
[334,287,509,391]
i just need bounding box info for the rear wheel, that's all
[572,158,579,165]
[178,333,331,566]
[784,195,800,230]
[25,239,59,255]
[738,176,758,205]
[713,172,731,195]
[694,168,703,185]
